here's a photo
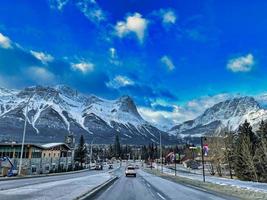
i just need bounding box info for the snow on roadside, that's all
[160,165,267,193]
[0,172,112,200]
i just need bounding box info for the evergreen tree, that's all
[114,133,121,158]
[74,135,87,169]
[255,120,267,181]
[233,121,258,181]
[108,144,113,158]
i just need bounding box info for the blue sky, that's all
[0,0,267,129]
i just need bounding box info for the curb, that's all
[0,168,90,181]
[0,165,121,182]
[76,176,118,200]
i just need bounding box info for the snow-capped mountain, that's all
[0,85,176,144]
[169,97,267,138]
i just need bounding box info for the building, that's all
[0,142,73,176]
[0,143,43,159]
[41,143,72,158]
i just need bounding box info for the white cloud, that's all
[139,93,234,131]
[30,50,54,64]
[227,53,254,72]
[49,0,69,10]
[0,33,12,49]
[106,75,135,89]
[160,55,175,71]
[109,47,116,59]
[27,67,55,84]
[76,0,106,24]
[162,10,177,25]
[115,13,148,43]
[50,0,106,24]
[71,61,94,74]
[109,47,121,66]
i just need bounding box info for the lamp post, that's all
[18,94,34,176]
[200,136,206,182]
[90,139,94,169]
[174,150,177,176]
[160,132,163,173]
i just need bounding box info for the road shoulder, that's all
[144,168,267,200]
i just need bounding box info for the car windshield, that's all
[127,167,135,170]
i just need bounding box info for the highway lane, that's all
[94,167,164,200]
[95,167,237,200]
[0,165,118,200]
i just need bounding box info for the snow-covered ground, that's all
[154,163,267,193]
[0,171,113,200]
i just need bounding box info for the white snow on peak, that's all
[0,85,147,134]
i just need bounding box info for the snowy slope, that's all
[0,85,175,144]
[169,97,267,138]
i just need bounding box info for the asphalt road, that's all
[94,167,238,200]
[0,165,116,200]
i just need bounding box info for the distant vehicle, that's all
[95,163,103,170]
[108,164,113,169]
[125,165,136,177]
[135,165,139,169]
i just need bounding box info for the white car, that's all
[125,165,136,177]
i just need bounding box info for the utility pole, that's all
[18,93,34,176]
[160,132,163,173]
[200,137,206,182]
[174,149,177,176]
[90,139,94,169]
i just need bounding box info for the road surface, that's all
[0,165,117,200]
[94,167,237,200]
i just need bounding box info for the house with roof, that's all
[0,142,73,176]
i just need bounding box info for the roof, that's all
[41,143,65,148]
[0,143,43,149]
[41,143,71,150]
[0,142,71,150]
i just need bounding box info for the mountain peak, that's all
[169,96,266,139]
[0,85,174,144]
[116,95,141,117]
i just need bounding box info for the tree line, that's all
[227,120,267,182]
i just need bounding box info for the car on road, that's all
[125,165,136,177]
[95,163,103,170]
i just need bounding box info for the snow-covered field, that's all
[157,164,267,193]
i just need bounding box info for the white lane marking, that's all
[146,183,151,188]
[157,192,166,200]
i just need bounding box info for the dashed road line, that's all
[156,192,166,200]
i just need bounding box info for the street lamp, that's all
[160,132,163,173]
[90,139,94,168]
[200,136,207,182]
[18,93,34,176]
